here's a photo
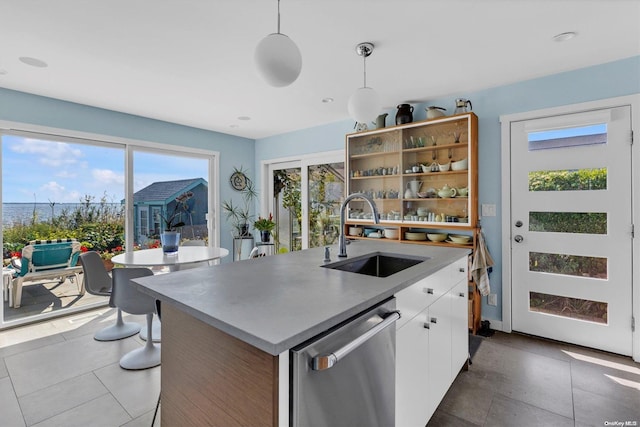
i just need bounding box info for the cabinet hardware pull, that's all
[423,323,429,329]
[459,267,465,273]
[424,288,434,294]
[459,292,465,297]
[430,317,437,324]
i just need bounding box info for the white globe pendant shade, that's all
[254,33,302,87]
[348,87,381,124]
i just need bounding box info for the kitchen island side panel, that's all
[162,303,279,427]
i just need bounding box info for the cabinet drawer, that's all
[451,256,469,285]
[396,266,449,329]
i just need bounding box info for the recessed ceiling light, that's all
[19,56,48,67]
[322,97,334,103]
[237,116,251,121]
[553,32,577,42]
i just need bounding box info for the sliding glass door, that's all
[267,152,344,252]
[1,130,218,328]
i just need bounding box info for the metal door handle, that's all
[312,311,400,371]
[514,235,523,243]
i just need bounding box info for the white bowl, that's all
[348,227,363,236]
[449,234,471,244]
[404,232,426,241]
[451,158,468,171]
[427,233,448,242]
[438,162,450,172]
[383,228,399,239]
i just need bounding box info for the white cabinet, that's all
[395,255,469,427]
[426,291,452,415]
[396,309,430,427]
[450,280,469,380]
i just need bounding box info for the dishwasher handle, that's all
[312,310,400,371]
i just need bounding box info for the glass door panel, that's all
[132,151,210,248]
[1,133,124,324]
[273,166,301,253]
[307,162,344,249]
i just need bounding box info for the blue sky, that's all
[528,123,607,142]
[2,135,208,203]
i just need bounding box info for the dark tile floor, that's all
[429,331,640,427]
[2,309,638,426]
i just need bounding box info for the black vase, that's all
[395,104,414,125]
[260,230,271,243]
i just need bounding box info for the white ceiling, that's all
[1,0,639,140]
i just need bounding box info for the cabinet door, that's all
[450,280,469,380]
[396,309,430,427]
[427,294,451,418]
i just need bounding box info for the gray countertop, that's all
[131,241,470,355]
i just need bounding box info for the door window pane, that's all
[528,124,607,151]
[133,151,209,247]
[2,134,124,322]
[529,292,608,324]
[528,168,607,191]
[308,162,344,249]
[273,167,301,252]
[529,212,607,234]
[529,251,607,279]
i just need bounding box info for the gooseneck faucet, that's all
[338,193,380,257]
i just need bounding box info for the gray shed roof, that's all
[133,178,207,204]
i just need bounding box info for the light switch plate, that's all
[488,294,497,306]
[481,204,496,217]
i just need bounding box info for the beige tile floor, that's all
[0,307,159,427]
[1,307,639,427]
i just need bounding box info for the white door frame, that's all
[500,94,640,362]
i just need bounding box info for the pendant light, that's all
[348,42,381,124]
[254,0,302,87]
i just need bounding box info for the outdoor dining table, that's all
[111,246,229,272]
[111,246,230,341]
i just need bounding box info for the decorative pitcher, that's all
[454,98,472,114]
[406,180,423,198]
[396,104,414,125]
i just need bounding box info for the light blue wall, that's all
[256,55,640,323]
[0,88,255,257]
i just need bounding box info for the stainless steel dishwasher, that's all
[291,298,399,427]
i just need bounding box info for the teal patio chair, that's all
[11,239,84,308]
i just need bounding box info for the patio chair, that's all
[11,239,84,308]
[112,267,160,370]
[79,251,141,341]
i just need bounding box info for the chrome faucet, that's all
[338,193,380,257]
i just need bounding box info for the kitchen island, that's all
[132,241,470,426]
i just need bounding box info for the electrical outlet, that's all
[481,204,496,217]
[488,294,497,306]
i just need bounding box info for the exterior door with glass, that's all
[510,106,633,355]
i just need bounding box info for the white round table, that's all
[111,246,229,342]
[111,246,229,271]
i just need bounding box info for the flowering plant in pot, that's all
[254,213,275,242]
[160,191,193,253]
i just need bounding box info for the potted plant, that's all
[254,213,275,243]
[222,167,257,238]
[160,191,193,253]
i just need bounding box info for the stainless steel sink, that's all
[322,252,429,278]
